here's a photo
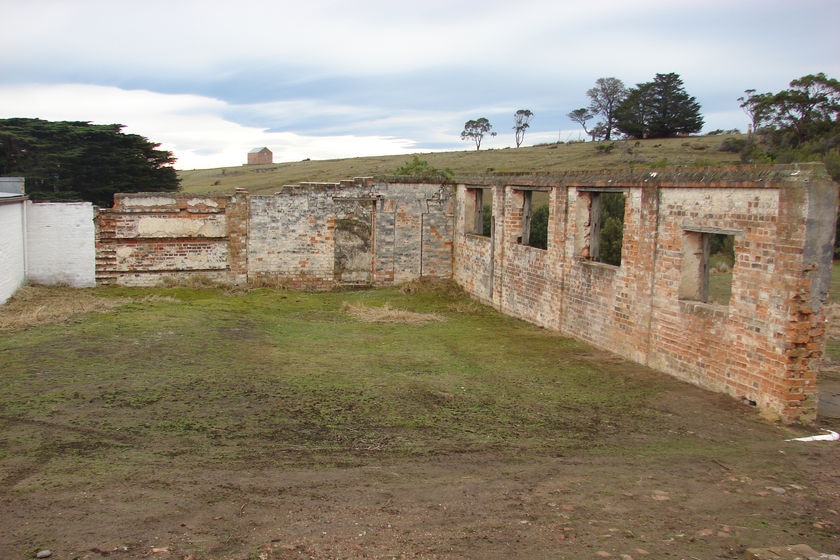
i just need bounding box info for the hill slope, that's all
[178,134,743,195]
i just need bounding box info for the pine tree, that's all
[615,73,704,139]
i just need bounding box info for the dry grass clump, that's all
[342,301,444,325]
[447,300,486,314]
[398,278,465,297]
[0,285,129,331]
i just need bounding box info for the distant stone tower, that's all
[247,147,273,165]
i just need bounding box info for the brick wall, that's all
[453,164,838,424]
[96,193,236,286]
[94,165,837,423]
[97,179,454,290]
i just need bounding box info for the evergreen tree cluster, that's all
[738,73,840,181]
[569,73,704,142]
[0,118,180,207]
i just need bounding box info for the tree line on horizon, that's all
[457,71,839,256]
[460,71,839,182]
[460,72,705,150]
[0,71,836,207]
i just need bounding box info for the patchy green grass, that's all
[831,261,840,302]
[0,285,689,480]
[4,285,838,559]
[708,270,733,305]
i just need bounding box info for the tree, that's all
[460,118,496,150]
[740,73,840,148]
[513,109,533,148]
[586,77,627,141]
[0,118,179,207]
[737,73,840,182]
[567,108,595,140]
[737,88,773,135]
[614,73,704,139]
[598,193,625,266]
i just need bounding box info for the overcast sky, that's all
[2,0,838,170]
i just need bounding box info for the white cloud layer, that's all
[1,0,838,170]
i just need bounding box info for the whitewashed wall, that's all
[0,199,26,303]
[26,202,96,287]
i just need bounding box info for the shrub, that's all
[394,155,454,183]
[718,137,747,153]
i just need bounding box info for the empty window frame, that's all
[578,190,625,265]
[679,230,735,305]
[466,187,492,237]
[514,188,550,249]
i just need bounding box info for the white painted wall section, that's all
[0,198,27,303]
[26,201,96,287]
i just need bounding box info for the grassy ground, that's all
[0,283,669,468]
[1,283,838,559]
[178,134,743,195]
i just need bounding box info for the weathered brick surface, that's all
[453,164,838,424]
[96,193,234,286]
[97,179,454,290]
[95,165,837,423]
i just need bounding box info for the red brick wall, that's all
[96,180,454,290]
[95,166,837,423]
[96,193,236,286]
[453,164,838,423]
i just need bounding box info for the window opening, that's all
[516,189,550,249]
[521,190,533,246]
[680,231,735,305]
[481,188,493,237]
[580,191,624,265]
[466,187,492,237]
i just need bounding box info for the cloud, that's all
[1,0,838,169]
[0,84,421,169]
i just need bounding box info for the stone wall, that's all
[97,179,454,289]
[92,164,837,423]
[452,164,838,424]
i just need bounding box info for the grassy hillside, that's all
[178,134,744,195]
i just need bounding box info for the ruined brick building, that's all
[94,164,837,424]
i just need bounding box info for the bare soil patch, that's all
[1,286,838,560]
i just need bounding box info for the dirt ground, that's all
[1,292,839,560]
